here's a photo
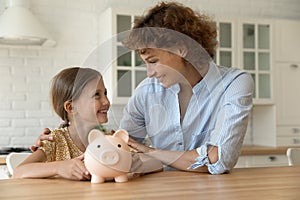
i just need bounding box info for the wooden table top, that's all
[0,166,299,200]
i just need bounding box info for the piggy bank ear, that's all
[113,129,129,143]
[88,129,105,143]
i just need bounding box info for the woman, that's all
[119,1,253,174]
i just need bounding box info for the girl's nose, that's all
[102,96,110,106]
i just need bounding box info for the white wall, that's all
[0,0,299,148]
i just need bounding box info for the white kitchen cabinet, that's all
[274,20,300,146]
[275,20,300,62]
[215,20,236,68]
[240,19,300,147]
[235,154,288,168]
[93,8,147,104]
[238,20,273,104]
[215,18,273,104]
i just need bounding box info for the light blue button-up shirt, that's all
[120,62,253,174]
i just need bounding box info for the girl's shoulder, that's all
[50,127,69,139]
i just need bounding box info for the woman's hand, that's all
[56,154,91,181]
[128,137,154,153]
[30,128,53,152]
[128,137,209,172]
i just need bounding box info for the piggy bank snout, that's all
[100,150,119,165]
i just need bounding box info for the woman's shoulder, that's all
[212,64,252,84]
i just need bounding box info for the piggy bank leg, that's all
[114,174,128,183]
[91,175,105,183]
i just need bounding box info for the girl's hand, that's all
[56,154,91,181]
[30,128,53,152]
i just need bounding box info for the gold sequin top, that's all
[39,127,83,162]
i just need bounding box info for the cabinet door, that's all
[116,15,147,101]
[240,22,272,102]
[275,20,300,62]
[215,21,235,68]
[276,62,300,125]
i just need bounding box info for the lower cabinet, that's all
[235,154,288,168]
[277,126,300,146]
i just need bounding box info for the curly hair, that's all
[123,1,217,60]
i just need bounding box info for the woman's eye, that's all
[95,92,100,97]
[149,60,157,64]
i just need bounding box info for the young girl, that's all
[13,67,110,180]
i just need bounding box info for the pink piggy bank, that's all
[84,129,132,183]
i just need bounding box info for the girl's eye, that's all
[95,92,100,97]
[104,90,107,96]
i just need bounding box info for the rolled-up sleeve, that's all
[189,73,254,174]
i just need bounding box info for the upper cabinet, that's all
[275,20,300,62]
[98,8,147,104]
[215,18,273,104]
[240,22,272,102]
[115,14,147,100]
[215,20,235,68]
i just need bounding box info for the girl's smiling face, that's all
[139,48,187,88]
[73,76,110,126]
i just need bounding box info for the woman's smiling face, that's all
[139,48,187,88]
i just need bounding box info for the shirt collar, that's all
[192,61,222,93]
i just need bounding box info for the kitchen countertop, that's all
[240,145,299,155]
[0,156,6,165]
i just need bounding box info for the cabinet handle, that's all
[290,64,298,68]
[292,138,300,144]
[268,156,277,162]
[292,128,300,133]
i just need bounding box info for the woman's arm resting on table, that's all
[128,138,218,173]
